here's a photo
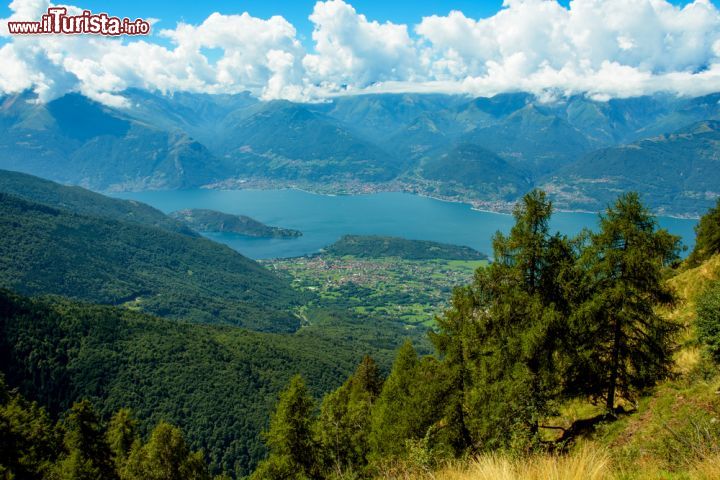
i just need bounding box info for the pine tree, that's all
[107,408,138,472]
[462,190,572,448]
[54,400,117,480]
[318,356,383,476]
[428,286,475,454]
[0,376,58,479]
[369,342,444,459]
[252,374,319,480]
[697,281,720,362]
[123,421,209,480]
[574,192,680,411]
[688,198,720,265]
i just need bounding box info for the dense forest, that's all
[1,379,213,480]
[0,190,301,332]
[2,182,720,479]
[0,288,426,477]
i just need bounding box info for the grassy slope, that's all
[586,255,720,479]
[402,256,720,480]
[0,168,195,235]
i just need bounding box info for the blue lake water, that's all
[113,189,699,260]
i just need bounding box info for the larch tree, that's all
[575,192,680,411]
[317,355,383,476]
[252,374,319,480]
[465,190,572,448]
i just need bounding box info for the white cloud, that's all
[0,0,720,105]
[415,0,720,98]
[0,0,306,103]
[302,0,420,92]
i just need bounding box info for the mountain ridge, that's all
[2,89,720,215]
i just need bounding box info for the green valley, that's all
[263,236,488,328]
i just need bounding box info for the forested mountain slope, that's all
[0,168,195,235]
[0,191,300,331]
[0,290,375,477]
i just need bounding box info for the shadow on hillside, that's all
[543,406,633,451]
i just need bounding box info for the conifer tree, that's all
[688,198,720,265]
[697,281,720,362]
[318,355,383,476]
[252,374,319,480]
[0,376,58,479]
[54,400,117,480]
[463,190,571,448]
[429,286,475,454]
[573,192,680,411]
[123,421,209,480]
[107,408,138,471]
[370,342,443,459]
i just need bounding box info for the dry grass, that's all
[376,446,613,480]
[688,453,720,480]
[378,448,720,480]
[434,447,611,480]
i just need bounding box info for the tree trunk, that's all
[606,315,622,412]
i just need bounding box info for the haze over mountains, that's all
[2,89,719,216]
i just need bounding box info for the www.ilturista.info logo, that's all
[8,8,150,35]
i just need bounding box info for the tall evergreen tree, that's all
[0,376,58,479]
[688,198,720,266]
[697,280,720,362]
[107,408,138,471]
[370,341,443,458]
[54,400,117,480]
[572,192,680,411]
[428,286,475,454]
[461,190,572,448]
[252,374,319,480]
[123,421,209,480]
[318,356,383,476]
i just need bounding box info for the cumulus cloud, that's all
[416,0,720,98]
[302,0,420,93]
[1,0,720,105]
[0,0,306,103]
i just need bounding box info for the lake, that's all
[114,189,699,260]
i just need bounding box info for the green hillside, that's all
[420,143,531,200]
[0,93,223,191]
[170,208,302,238]
[0,168,195,235]
[460,104,597,174]
[0,192,299,332]
[545,120,720,216]
[218,101,401,182]
[324,235,487,261]
[0,289,384,477]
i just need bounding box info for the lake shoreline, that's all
[198,178,700,221]
[112,187,698,260]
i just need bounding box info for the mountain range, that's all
[2,89,720,216]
